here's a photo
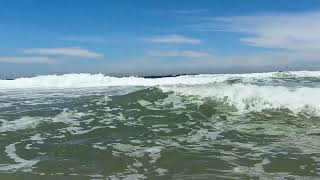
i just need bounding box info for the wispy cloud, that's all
[151,9,208,16]
[106,50,320,76]
[62,36,108,43]
[0,57,56,63]
[190,11,320,53]
[146,50,212,58]
[144,35,203,44]
[23,47,102,58]
[169,9,208,14]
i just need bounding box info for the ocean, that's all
[0,71,319,179]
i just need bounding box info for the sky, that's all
[1,0,320,77]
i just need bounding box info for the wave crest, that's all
[161,84,320,115]
[1,71,320,89]
[1,71,320,115]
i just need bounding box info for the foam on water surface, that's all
[0,71,319,179]
[0,143,38,172]
[0,117,44,133]
[1,71,320,89]
[160,83,320,115]
[0,71,320,114]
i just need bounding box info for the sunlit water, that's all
[0,71,319,179]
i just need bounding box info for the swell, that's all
[159,84,320,115]
[1,71,320,89]
[0,71,320,115]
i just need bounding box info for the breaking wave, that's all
[1,71,320,89]
[1,71,320,114]
[160,84,320,115]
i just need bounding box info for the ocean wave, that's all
[1,71,320,89]
[0,73,226,89]
[160,84,320,115]
[1,71,320,114]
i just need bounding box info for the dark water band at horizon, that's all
[0,72,319,179]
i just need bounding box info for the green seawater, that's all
[0,73,320,179]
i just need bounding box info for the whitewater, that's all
[1,71,320,115]
[0,71,319,179]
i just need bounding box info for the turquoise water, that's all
[0,71,319,179]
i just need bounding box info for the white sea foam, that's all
[29,133,46,144]
[0,110,98,134]
[1,71,319,89]
[110,143,163,164]
[160,84,320,115]
[0,143,38,171]
[0,73,226,89]
[0,117,44,133]
[1,71,320,114]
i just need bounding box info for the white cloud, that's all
[147,50,212,58]
[62,36,108,43]
[169,9,208,14]
[105,50,320,76]
[191,11,320,53]
[144,34,203,44]
[0,57,55,63]
[150,9,208,16]
[23,47,102,58]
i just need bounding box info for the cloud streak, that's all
[169,9,208,14]
[62,36,108,43]
[106,50,320,76]
[147,50,212,58]
[190,11,320,53]
[23,47,102,58]
[0,57,56,63]
[144,35,203,44]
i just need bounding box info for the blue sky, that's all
[1,0,320,77]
